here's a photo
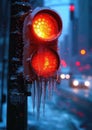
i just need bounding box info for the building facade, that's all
[68,0,92,74]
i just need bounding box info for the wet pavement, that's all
[28,79,92,130]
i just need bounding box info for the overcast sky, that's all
[44,0,70,41]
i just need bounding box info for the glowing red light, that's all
[32,13,59,41]
[61,60,67,67]
[69,4,75,12]
[75,61,80,66]
[30,49,60,77]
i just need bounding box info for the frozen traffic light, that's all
[23,7,63,118]
[23,7,62,81]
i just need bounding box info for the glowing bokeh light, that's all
[69,4,75,12]
[75,61,81,66]
[80,49,86,55]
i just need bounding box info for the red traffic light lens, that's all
[30,49,60,77]
[69,4,75,12]
[32,12,62,41]
[33,13,58,40]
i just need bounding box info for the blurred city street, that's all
[27,79,92,130]
[0,0,92,130]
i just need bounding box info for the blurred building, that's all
[77,0,92,74]
[68,18,78,57]
[62,0,79,70]
[60,35,70,65]
[78,0,92,51]
[69,0,92,55]
[67,0,92,74]
[68,0,78,57]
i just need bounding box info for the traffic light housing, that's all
[23,7,62,82]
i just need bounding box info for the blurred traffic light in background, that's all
[61,59,67,67]
[75,61,81,66]
[69,3,75,20]
[23,7,62,81]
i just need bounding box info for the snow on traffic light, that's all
[23,7,62,118]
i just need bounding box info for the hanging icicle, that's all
[31,81,35,113]
[36,79,42,119]
[30,76,59,119]
[42,80,47,116]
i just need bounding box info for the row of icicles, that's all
[30,77,58,119]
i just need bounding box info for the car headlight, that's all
[60,74,66,79]
[73,80,79,86]
[65,74,70,79]
[84,81,90,87]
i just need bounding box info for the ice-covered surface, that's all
[0,79,89,130]
[28,94,82,130]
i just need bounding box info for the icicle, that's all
[31,81,35,113]
[53,78,60,95]
[53,78,57,92]
[48,78,52,100]
[36,79,42,119]
[42,80,47,116]
[51,78,54,97]
[31,76,57,118]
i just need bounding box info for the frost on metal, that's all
[23,9,60,118]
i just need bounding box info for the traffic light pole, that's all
[7,0,31,130]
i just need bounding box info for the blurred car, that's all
[60,67,72,80]
[69,74,90,89]
[60,73,71,80]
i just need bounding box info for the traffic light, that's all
[69,3,75,20]
[23,7,62,82]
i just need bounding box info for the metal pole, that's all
[7,0,31,130]
[0,0,9,122]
